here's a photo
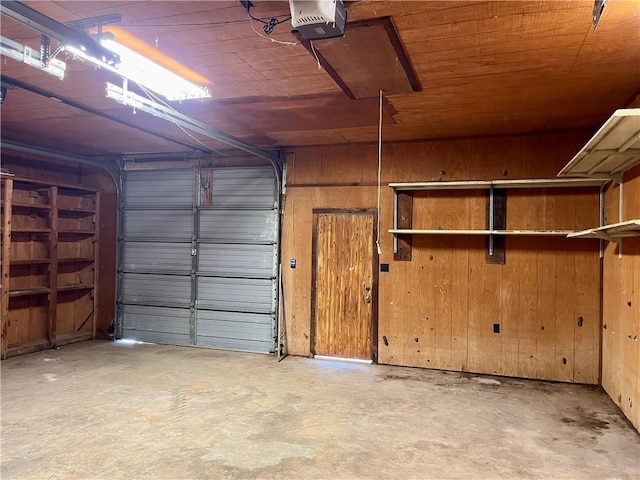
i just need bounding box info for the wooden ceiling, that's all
[1,0,639,157]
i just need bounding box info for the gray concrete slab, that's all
[1,340,639,479]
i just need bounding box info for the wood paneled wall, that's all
[1,154,117,336]
[282,132,603,383]
[601,165,640,430]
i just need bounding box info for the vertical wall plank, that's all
[1,179,13,359]
[602,166,640,431]
[49,186,58,346]
[93,192,100,339]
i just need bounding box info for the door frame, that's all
[310,209,379,362]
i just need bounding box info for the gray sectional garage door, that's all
[117,166,279,353]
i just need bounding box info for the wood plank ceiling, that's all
[0,0,639,157]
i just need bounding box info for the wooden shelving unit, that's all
[389,178,608,191]
[0,177,100,359]
[389,229,576,236]
[388,178,610,261]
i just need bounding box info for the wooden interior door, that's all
[313,212,376,360]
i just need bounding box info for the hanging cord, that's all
[376,89,383,255]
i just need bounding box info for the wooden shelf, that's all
[58,229,95,235]
[567,219,640,242]
[10,259,51,266]
[9,286,50,297]
[389,178,609,191]
[11,228,51,233]
[8,202,51,210]
[390,229,577,236]
[58,257,94,264]
[58,283,94,292]
[58,207,95,215]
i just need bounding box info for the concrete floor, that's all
[1,341,639,480]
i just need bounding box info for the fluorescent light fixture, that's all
[102,39,210,101]
[65,38,210,101]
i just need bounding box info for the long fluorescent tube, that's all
[100,39,210,101]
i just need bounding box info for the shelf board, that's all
[11,202,51,210]
[567,219,640,241]
[10,258,51,266]
[389,229,577,236]
[58,283,94,292]
[558,108,640,181]
[11,228,51,233]
[58,229,95,235]
[389,178,609,191]
[58,207,95,215]
[58,257,94,264]
[9,286,50,297]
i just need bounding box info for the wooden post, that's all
[92,192,100,339]
[49,186,58,347]
[1,179,13,359]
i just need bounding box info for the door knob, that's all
[364,295,371,303]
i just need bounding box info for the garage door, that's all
[117,166,279,353]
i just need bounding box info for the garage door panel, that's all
[121,304,191,346]
[203,167,276,208]
[196,277,273,313]
[196,309,273,352]
[197,244,276,278]
[125,170,194,208]
[124,210,193,240]
[198,210,277,243]
[123,242,193,274]
[122,273,191,308]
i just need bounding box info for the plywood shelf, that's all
[389,229,578,236]
[9,202,51,211]
[58,229,95,235]
[9,286,51,297]
[58,207,95,215]
[567,219,640,242]
[389,178,609,191]
[58,283,94,292]
[10,258,51,266]
[11,228,51,233]
[58,257,94,264]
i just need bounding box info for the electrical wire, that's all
[136,83,232,157]
[310,41,322,69]
[244,2,291,34]
[248,17,298,46]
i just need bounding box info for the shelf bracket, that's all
[394,191,413,261]
[486,187,506,264]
